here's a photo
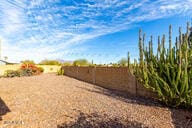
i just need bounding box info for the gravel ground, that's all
[0,74,191,128]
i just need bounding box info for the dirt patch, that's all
[0,74,191,128]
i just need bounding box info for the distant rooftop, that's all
[0,60,18,65]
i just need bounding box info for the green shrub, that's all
[21,60,35,65]
[20,69,32,76]
[118,58,128,66]
[4,70,21,78]
[38,67,44,73]
[4,69,33,78]
[62,62,72,66]
[4,64,44,78]
[57,68,64,75]
[39,60,61,65]
[73,59,90,66]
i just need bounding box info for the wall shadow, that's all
[75,85,164,108]
[0,97,10,121]
[75,85,192,128]
[57,111,149,128]
[171,108,192,128]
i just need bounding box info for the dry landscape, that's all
[0,0,192,128]
[0,74,191,128]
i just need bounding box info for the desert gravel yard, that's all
[0,74,191,128]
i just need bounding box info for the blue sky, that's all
[0,0,192,64]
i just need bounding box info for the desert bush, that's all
[4,70,21,78]
[21,60,35,65]
[20,64,43,75]
[73,59,89,66]
[19,68,33,76]
[4,64,43,78]
[62,62,72,66]
[118,58,128,66]
[38,67,44,73]
[57,68,64,75]
[39,59,61,65]
[133,23,192,108]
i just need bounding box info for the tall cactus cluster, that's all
[134,22,192,107]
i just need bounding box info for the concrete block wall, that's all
[76,66,95,83]
[62,66,156,99]
[62,66,78,78]
[94,67,136,95]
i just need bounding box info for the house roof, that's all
[0,60,18,65]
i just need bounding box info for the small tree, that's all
[73,59,89,66]
[21,60,35,65]
[39,59,61,65]
[62,62,72,66]
[118,58,127,66]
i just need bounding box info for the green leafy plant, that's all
[118,58,128,66]
[73,59,90,66]
[62,62,72,66]
[21,60,35,65]
[57,68,64,75]
[19,68,33,76]
[4,70,21,78]
[133,23,192,108]
[38,67,44,73]
[4,64,44,78]
[39,59,61,65]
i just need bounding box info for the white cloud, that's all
[0,0,192,62]
[0,5,25,34]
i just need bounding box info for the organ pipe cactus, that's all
[134,22,192,107]
[128,52,130,69]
